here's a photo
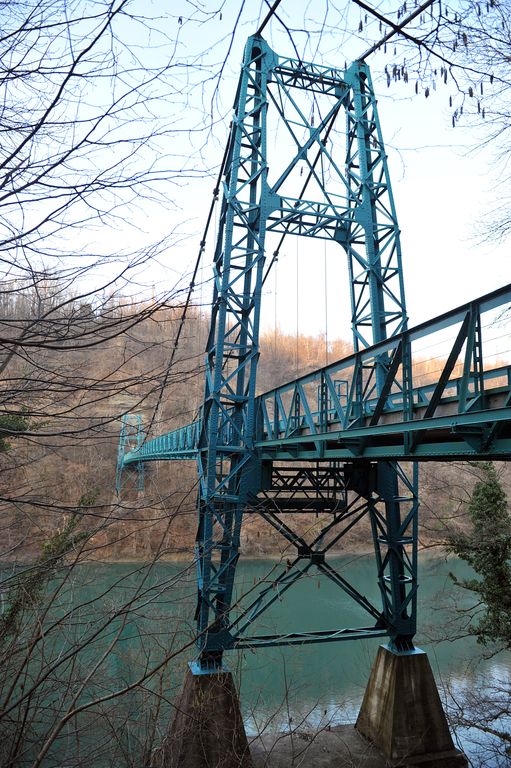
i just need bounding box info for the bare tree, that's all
[0,2,223,765]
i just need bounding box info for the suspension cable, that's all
[257,0,285,36]
[356,0,438,61]
[324,240,328,366]
[262,104,341,289]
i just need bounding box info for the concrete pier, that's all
[356,645,468,766]
[152,646,470,767]
[151,667,253,768]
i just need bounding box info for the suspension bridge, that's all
[116,34,508,768]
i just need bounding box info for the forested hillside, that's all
[1,287,505,564]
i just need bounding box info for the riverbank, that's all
[250,725,468,767]
[250,725,386,767]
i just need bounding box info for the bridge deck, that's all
[122,283,511,466]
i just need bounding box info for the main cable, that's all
[257,0,285,36]
[356,0,442,61]
[150,0,441,438]
[146,2,288,438]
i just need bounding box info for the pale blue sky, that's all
[103,1,508,342]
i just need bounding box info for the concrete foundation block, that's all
[356,645,468,767]
[151,667,253,768]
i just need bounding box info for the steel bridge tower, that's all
[193,34,416,671]
[128,35,477,767]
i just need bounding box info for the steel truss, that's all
[116,37,511,670]
[258,284,511,461]
[121,284,511,465]
[188,35,417,670]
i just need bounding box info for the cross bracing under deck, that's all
[122,282,511,469]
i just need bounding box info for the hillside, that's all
[0,293,507,564]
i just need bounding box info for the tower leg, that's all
[370,461,418,650]
[356,645,468,766]
[151,666,253,768]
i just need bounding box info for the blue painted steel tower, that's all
[117,41,509,765]
[191,35,417,671]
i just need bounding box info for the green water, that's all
[1,555,509,766]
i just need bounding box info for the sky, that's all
[111,1,509,344]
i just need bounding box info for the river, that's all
[1,554,509,766]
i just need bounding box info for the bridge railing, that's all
[123,417,202,464]
[121,284,511,465]
[258,284,511,443]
